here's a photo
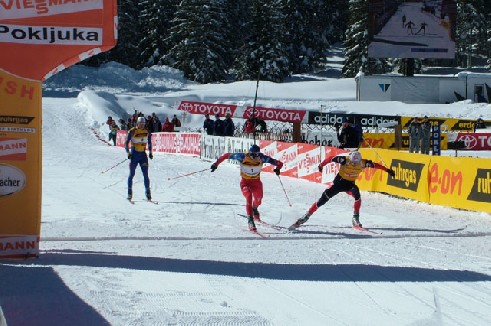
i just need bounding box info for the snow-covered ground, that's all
[1,62,490,325]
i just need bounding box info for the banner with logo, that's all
[428,156,491,212]
[177,101,238,117]
[447,132,491,151]
[0,1,117,258]
[0,69,41,258]
[0,0,117,80]
[244,106,307,123]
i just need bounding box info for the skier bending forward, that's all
[290,151,395,230]
[210,144,283,231]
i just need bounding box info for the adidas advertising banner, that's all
[0,1,117,259]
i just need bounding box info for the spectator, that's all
[257,119,267,133]
[151,113,162,133]
[337,117,360,149]
[214,114,225,136]
[223,113,235,136]
[119,118,127,131]
[146,115,156,133]
[243,116,256,134]
[171,114,182,129]
[108,120,119,146]
[475,118,486,131]
[161,117,174,132]
[203,114,214,135]
[408,117,421,153]
[420,116,431,154]
[106,116,114,130]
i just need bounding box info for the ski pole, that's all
[277,175,293,207]
[363,138,388,168]
[167,168,208,180]
[101,158,128,174]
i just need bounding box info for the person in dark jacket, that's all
[203,114,214,135]
[213,114,225,136]
[223,113,235,136]
[337,117,360,149]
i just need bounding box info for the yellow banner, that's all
[357,149,431,202]
[428,156,491,212]
[0,69,41,258]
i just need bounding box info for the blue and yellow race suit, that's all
[125,127,152,192]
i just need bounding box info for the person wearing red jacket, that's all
[161,117,174,132]
[290,151,395,230]
[210,144,283,231]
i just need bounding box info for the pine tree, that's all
[163,0,230,83]
[103,0,142,68]
[138,0,179,68]
[342,0,390,77]
[235,0,290,82]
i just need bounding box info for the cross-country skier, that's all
[125,116,153,201]
[210,144,283,231]
[290,151,395,230]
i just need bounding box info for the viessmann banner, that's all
[0,0,117,258]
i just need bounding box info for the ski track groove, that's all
[346,239,490,325]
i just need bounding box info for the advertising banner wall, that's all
[116,133,491,214]
[0,1,117,258]
[177,101,238,117]
[0,69,41,258]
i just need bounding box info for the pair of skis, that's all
[128,198,159,205]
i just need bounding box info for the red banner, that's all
[244,106,306,123]
[178,101,237,117]
[453,133,491,150]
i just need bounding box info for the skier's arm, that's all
[318,155,338,172]
[211,153,245,171]
[260,155,283,175]
[364,160,395,177]
[125,129,134,157]
[147,132,153,159]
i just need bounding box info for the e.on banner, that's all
[0,0,117,259]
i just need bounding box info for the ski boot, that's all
[145,188,152,201]
[247,216,257,231]
[352,213,362,227]
[252,207,261,222]
[289,213,310,230]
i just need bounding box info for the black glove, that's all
[318,164,323,172]
[274,168,281,176]
[387,168,395,178]
[149,153,153,160]
[127,153,132,159]
[210,164,217,172]
[365,160,374,168]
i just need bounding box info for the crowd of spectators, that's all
[203,113,235,136]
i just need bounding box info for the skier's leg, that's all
[240,180,253,217]
[127,159,137,198]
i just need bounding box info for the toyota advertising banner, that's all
[0,0,117,258]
